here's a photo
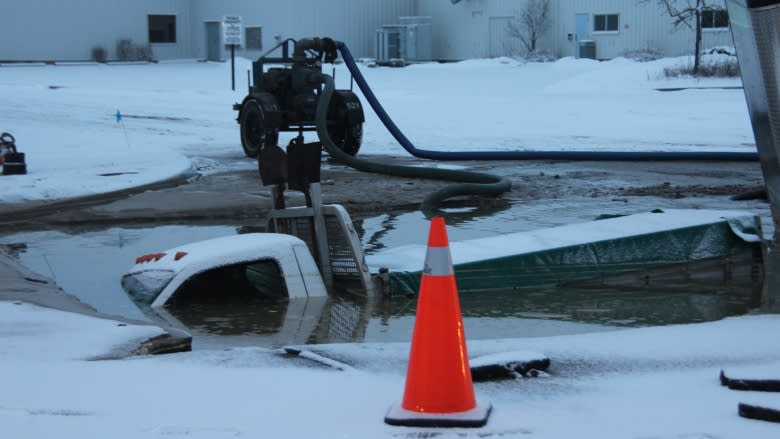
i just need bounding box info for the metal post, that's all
[309,182,333,289]
[728,0,780,312]
[270,184,287,234]
[230,45,236,91]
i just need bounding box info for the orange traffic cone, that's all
[385,217,491,428]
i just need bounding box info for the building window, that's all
[149,15,176,43]
[245,26,262,50]
[594,14,619,32]
[702,9,729,29]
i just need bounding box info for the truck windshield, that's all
[166,259,289,306]
[121,269,175,306]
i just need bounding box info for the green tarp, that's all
[374,210,763,297]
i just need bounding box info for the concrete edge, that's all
[0,166,198,220]
[0,247,192,357]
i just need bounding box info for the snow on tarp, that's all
[366,209,762,295]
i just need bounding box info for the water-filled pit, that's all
[1,205,761,350]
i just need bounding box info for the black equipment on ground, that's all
[233,37,364,159]
[720,370,780,423]
[0,132,26,175]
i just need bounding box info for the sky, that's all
[2,53,778,438]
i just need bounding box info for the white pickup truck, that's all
[121,204,376,310]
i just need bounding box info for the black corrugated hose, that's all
[318,40,757,214]
[315,72,511,216]
[336,41,757,162]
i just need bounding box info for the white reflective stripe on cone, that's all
[422,247,454,276]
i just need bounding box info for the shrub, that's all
[91,46,108,63]
[116,39,154,62]
[703,46,736,56]
[663,56,740,78]
[523,50,558,63]
[621,48,663,62]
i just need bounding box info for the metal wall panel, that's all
[418,0,544,60]
[0,0,735,62]
[0,0,413,62]
[0,0,192,61]
[554,0,731,59]
[420,0,732,60]
[190,0,416,60]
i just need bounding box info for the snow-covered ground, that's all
[3,301,779,438]
[0,53,753,204]
[2,55,777,438]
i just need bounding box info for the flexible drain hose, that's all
[315,73,511,214]
[336,41,757,162]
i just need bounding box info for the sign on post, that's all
[223,16,243,91]
[223,16,243,46]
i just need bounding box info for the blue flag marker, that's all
[116,109,130,148]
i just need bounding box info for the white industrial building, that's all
[0,0,732,62]
[422,0,733,60]
[0,0,415,62]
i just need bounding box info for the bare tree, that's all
[507,0,551,56]
[643,0,722,75]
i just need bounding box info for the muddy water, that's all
[0,207,761,349]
